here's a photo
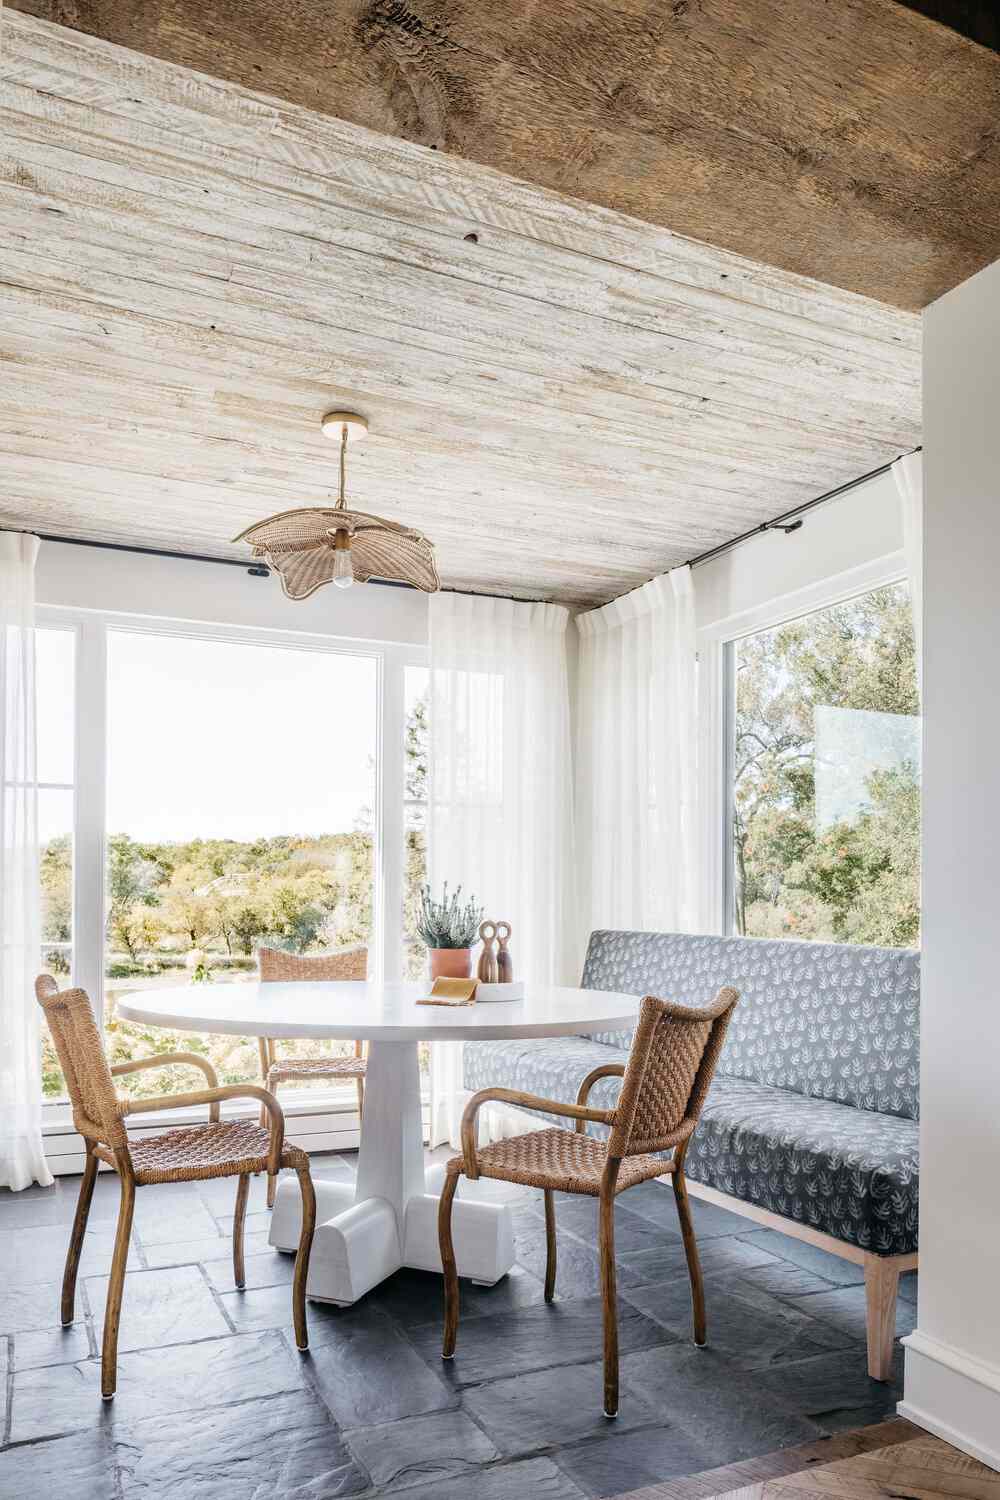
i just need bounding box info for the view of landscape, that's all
[733,583,920,948]
[40,630,429,1100]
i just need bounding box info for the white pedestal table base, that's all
[268,1038,516,1303]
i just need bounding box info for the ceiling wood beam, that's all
[6,0,1000,311]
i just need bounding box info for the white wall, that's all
[36,538,429,646]
[694,468,903,638]
[899,255,1000,1468]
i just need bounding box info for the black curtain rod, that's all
[30,531,533,604]
[685,447,921,571]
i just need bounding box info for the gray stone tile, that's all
[220,1285,346,1341]
[344,1408,499,1491]
[752,1346,905,1433]
[554,1425,717,1499]
[0,1282,74,1335]
[0,1223,139,1286]
[215,1209,273,1237]
[402,1455,586,1500]
[194,1172,272,1212]
[115,1388,368,1497]
[86,1263,230,1351]
[463,1265,547,1319]
[551,1197,680,1256]
[204,1247,295,1292]
[623,1273,853,1369]
[13,1322,92,1370]
[10,1330,304,1443]
[898,1270,918,1304]
[464,1359,660,1455]
[143,1231,270,1269]
[132,1196,220,1245]
[619,1344,823,1462]
[621,1233,783,1287]
[304,1304,456,1428]
[793,1285,917,1344]
[0,1181,117,1230]
[624,1184,752,1240]
[736,1231,866,1286]
[0,1429,115,1500]
[407,1295,670,1387]
[727,1261,840,1299]
[370,1266,451,1330]
[516,1230,647,1300]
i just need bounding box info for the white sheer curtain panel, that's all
[576,565,701,944]
[1,531,52,1190]
[427,593,576,1148]
[893,451,923,691]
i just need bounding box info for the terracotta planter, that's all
[428,947,473,980]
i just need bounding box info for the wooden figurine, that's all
[496,922,513,983]
[477,921,499,983]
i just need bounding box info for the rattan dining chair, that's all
[257,944,368,1207]
[35,975,316,1400]
[439,987,739,1418]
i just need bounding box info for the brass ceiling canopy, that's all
[233,411,440,597]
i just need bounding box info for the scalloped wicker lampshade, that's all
[233,413,440,598]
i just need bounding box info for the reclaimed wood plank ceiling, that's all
[8,0,1000,311]
[1,12,921,605]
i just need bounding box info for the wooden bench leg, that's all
[864,1252,901,1382]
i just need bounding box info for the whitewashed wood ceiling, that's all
[0,13,921,607]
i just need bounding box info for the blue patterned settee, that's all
[464,931,920,1266]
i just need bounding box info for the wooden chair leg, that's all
[598,1182,619,1418]
[101,1161,136,1401]
[233,1173,250,1289]
[355,1075,365,1125]
[439,1169,460,1359]
[266,1068,280,1209]
[864,1252,901,1381]
[292,1165,316,1352]
[62,1144,98,1326]
[543,1188,557,1301]
[672,1162,706,1346]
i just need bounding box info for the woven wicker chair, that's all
[257,944,368,1207]
[439,987,739,1418]
[35,975,316,1400]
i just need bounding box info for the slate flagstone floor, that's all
[0,1149,912,1499]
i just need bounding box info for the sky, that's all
[36,626,383,842]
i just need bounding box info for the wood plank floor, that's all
[614,1419,1000,1500]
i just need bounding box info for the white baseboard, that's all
[900,1329,1000,1471]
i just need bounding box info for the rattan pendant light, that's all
[233,412,440,597]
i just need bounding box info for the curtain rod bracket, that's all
[761,518,804,536]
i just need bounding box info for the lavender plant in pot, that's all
[417,883,483,980]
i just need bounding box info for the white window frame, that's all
[37,603,427,1163]
[701,550,912,940]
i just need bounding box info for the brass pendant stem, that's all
[337,424,347,509]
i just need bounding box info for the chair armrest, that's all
[119,1084,286,1176]
[110,1053,221,1119]
[574,1063,626,1134]
[460,1086,614,1180]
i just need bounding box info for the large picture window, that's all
[101,628,379,1095]
[729,582,920,948]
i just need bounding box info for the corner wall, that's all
[899,254,1000,1469]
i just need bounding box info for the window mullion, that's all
[73,616,107,1026]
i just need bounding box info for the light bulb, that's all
[332,529,354,590]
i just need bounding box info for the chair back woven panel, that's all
[582,930,920,1121]
[607,989,738,1158]
[257,945,368,982]
[35,977,126,1148]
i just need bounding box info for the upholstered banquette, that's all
[464,930,919,1381]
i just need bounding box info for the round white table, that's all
[117,979,640,1304]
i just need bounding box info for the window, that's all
[729,582,920,948]
[102,628,378,1096]
[403,665,428,980]
[37,626,76,1098]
